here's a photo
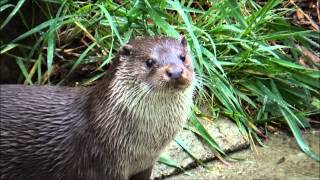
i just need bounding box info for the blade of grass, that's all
[23,58,39,85]
[169,0,203,69]
[189,113,225,155]
[144,0,179,38]
[0,0,26,30]
[16,58,32,85]
[36,53,42,85]
[81,72,106,86]
[0,0,10,6]
[281,108,320,161]
[0,4,15,13]
[242,0,280,37]
[0,44,19,54]
[158,154,183,170]
[188,112,231,165]
[12,16,72,43]
[46,20,57,82]
[98,4,124,45]
[175,137,208,168]
[58,42,97,85]
[226,0,247,28]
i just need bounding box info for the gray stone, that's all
[151,118,248,179]
[166,131,320,180]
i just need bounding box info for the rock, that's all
[165,131,320,180]
[151,118,248,179]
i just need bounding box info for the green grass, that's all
[1,0,319,165]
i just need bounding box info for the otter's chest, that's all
[127,98,189,175]
[130,95,188,145]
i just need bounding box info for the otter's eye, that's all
[145,59,155,68]
[179,55,186,62]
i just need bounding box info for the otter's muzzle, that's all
[164,64,191,89]
[166,66,183,79]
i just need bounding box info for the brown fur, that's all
[0,36,195,180]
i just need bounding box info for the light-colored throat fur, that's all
[101,70,194,175]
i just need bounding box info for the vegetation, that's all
[1,0,319,166]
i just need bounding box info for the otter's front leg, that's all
[129,166,153,180]
[108,164,132,180]
[105,170,129,180]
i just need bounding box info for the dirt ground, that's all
[166,130,320,180]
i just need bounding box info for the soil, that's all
[166,130,320,180]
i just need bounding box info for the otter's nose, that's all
[166,66,183,79]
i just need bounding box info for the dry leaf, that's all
[296,9,304,20]
[297,45,320,63]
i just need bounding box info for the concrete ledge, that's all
[152,118,249,179]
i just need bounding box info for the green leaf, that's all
[158,154,183,169]
[16,58,32,85]
[281,108,320,161]
[98,4,124,45]
[242,0,280,37]
[0,0,26,30]
[0,43,18,54]
[144,0,179,38]
[81,72,106,86]
[58,42,97,85]
[36,54,42,85]
[226,0,247,28]
[12,16,72,43]
[189,113,225,155]
[175,137,208,168]
[0,4,15,13]
[168,0,203,67]
[46,19,57,81]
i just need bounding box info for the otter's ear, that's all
[119,44,132,56]
[179,35,187,47]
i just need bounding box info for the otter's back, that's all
[0,85,87,180]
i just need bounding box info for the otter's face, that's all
[118,36,194,91]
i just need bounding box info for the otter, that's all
[0,36,195,180]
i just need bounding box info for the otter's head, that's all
[116,36,194,92]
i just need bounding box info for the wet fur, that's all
[0,37,195,180]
